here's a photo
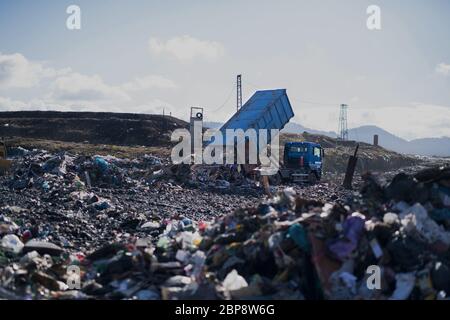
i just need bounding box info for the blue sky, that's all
[1,0,450,139]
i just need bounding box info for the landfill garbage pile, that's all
[0,148,259,299]
[1,148,449,300]
[150,163,263,196]
[0,146,450,299]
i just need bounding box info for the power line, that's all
[301,100,339,107]
[211,84,236,112]
[246,79,340,107]
[246,80,263,90]
[246,77,390,109]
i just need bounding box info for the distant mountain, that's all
[204,121,450,157]
[348,125,450,157]
[204,121,337,138]
[408,137,450,157]
[281,122,337,137]
[348,125,408,151]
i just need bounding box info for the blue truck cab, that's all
[279,141,324,183]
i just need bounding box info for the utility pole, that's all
[338,104,348,141]
[237,74,242,111]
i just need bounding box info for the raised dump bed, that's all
[217,89,294,146]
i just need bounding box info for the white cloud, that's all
[50,72,130,102]
[0,52,177,113]
[0,52,70,88]
[122,75,177,91]
[0,96,27,110]
[149,35,225,62]
[436,62,450,76]
[0,53,176,103]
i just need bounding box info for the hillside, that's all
[0,111,188,147]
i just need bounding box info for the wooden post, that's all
[342,144,359,189]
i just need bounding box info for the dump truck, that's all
[213,89,295,194]
[210,88,325,185]
[278,141,324,183]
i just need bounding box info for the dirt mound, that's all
[0,111,188,147]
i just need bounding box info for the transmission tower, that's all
[338,104,348,140]
[237,74,242,111]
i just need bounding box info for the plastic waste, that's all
[287,223,310,253]
[383,212,400,225]
[94,201,110,211]
[215,180,231,189]
[268,232,283,251]
[328,214,365,261]
[135,289,160,300]
[157,236,170,250]
[94,156,109,173]
[400,203,450,245]
[187,250,206,278]
[21,230,32,242]
[42,181,50,191]
[175,249,189,263]
[1,234,24,254]
[177,231,202,249]
[223,269,248,292]
[329,272,357,299]
[42,156,62,172]
[389,272,416,300]
[369,238,383,259]
[439,187,450,207]
[392,201,410,212]
[73,175,85,189]
[140,221,160,230]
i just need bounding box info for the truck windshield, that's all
[289,146,308,153]
[314,147,321,157]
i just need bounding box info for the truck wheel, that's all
[308,172,317,185]
[269,172,282,185]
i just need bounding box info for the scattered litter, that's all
[0,148,449,300]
